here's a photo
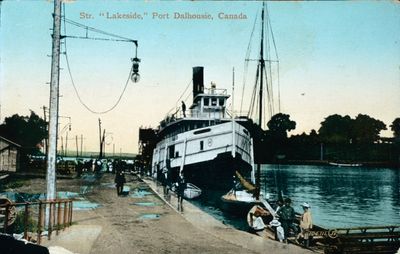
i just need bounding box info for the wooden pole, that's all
[75,135,79,158]
[24,203,29,239]
[80,134,83,157]
[65,132,68,157]
[69,201,73,226]
[37,202,43,244]
[98,118,102,158]
[57,201,61,235]
[63,201,67,230]
[102,129,106,158]
[255,2,266,200]
[48,202,52,240]
[46,0,61,209]
[60,136,63,159]
[3,204,9,233]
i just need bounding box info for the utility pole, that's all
[113,143,115,158]
[101,129,106,158]
[61,136,64,156]
[46,0,61,203]
[65,131,68,157]
[98,118,102,159]
[80,134,83,157]
[75,135,79,158]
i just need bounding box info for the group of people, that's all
[273,198,313,246]
[76,158,127,177]
[250,197,313,246]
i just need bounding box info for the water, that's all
[138,213,161,220]
[262,165,400,228]
[0,191,100,210]
[130,188,153,198]
[131,202,159,206]
[193,164,400,230]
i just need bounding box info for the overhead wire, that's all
[61,4,135,114]
[62,16,137,44]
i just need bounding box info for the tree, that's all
[0,111,47,154]
[351,114,386,144]
[319,114,386,144]
[318,114,352,144]
[390,118,400,138]
[267,113,296,139]
[263,114,296,160]
[290,129,320,145]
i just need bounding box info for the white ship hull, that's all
[148,66,255,190]
[152,121,254,189]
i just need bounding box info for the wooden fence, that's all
[0,199,74,244]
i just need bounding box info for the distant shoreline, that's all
[272,160,399,169]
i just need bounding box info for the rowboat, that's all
[183,183,202,199]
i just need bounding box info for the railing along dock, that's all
[0,199,74,244]
[323,225,400,254]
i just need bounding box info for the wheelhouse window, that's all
[200,140,204,151]
[219,98,224,106]
[211,98,217,106]
[204,98,210,106]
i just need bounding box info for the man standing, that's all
[297,202,313,247]
[277,197,296,242]
[177,174,186,212]
[115,169,126,196]
[181,101,186,117]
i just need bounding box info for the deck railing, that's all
[0,199,74,244]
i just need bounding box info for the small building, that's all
[0,136,21,172]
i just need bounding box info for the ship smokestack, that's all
[193,66,204,100]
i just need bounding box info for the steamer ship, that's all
[149,67,255,190]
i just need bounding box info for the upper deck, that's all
[156,66,251,140]
[158,85,232,135]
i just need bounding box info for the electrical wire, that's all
[62,4,133,115]
[61,15,137,44]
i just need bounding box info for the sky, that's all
[0,0,399,154]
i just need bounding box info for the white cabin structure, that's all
[151,67,254,189]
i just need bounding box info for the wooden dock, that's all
[285,224,400,254]
[322,225,400,254]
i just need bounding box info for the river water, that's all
[192,164,400,230]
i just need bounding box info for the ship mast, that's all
[255,2,266,200]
